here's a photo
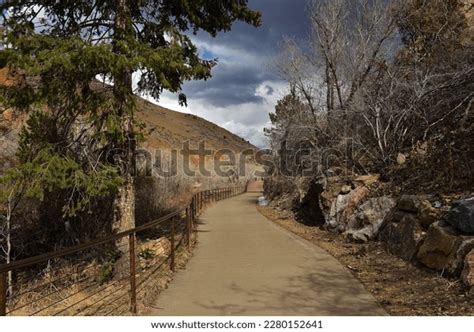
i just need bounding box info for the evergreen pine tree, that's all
[0,1,261,234]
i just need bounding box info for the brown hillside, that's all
[136,98,255,152]
[0,68,256,170]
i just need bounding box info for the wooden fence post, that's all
[170,217,176,272]
[195,193,198,214]
[128,233,137,314]
[186,207,191,250]
[0,272,6,316]
[195,194,198,215]
[199,192,202,212]
[197,192,200,212]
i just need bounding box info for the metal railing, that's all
[0,186,246,316]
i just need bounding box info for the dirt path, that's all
[148,193,385,316]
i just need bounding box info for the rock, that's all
[258,196,269,207]
[462,249,474,289]
[345,227,373,243]
[352,174,379,187]
[379,214,424,261]
[345,196,396,242]
[327,186,370,232]
[388,209,408,223]
[446,198,474,234]
[397,195,422,213]
[418,200,441,229]
[417,222,461,271]
[340,185,352,195]
[319,177,344,210]
[397,153,406,165]
[295,176,315,203]
[417,221,474,275]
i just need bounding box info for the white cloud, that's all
[144,80,288,148]
[193,39,264,67]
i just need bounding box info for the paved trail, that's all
[150,193,385,316]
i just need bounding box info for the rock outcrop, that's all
[417,221,474,276]
[418,200,441,229]
[344,196,396,243]
[396,195,441,228]
[446,198,474,234]
[377,195,442,261]
[461,249,474,291]
[379,214,425,261]
[327,186,370,232]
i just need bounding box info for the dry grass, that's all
[6,231,197,316]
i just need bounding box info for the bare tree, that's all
[310,0,399,111]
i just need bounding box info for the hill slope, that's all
[136,97,255,152]
[0,68,257,170]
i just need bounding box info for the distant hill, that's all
[0,68,257,171]
[136,97,255,152]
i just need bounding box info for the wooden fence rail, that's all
[0,185,247,316]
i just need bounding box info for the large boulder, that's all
[327,186,370,232]
[461,249,474,290]
[379,214,425,261]
[344,196,396,242]
[417,221,474,276]
[446,198,474,234]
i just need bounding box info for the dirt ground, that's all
[257,206,474,316]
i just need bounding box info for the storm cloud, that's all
[155,0,312,148]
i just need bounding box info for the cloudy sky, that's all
[147,0,312,148]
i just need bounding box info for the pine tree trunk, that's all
[6,194,13,297]
[112,0,136,254]
[112,179,135,249]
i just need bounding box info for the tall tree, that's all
[0,1,261,236]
